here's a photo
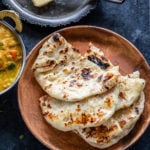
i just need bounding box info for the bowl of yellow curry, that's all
[0,10,26,95]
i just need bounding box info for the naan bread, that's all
[39,71,145,132]
[88,44,145,110]
[38,42,145,132]
[39,87,119,131]
[76,92,145,149]
[117,71,145,110]
[33,33,120,101]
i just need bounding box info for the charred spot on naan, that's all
[82,124,118,143]
[73,48,80,53]
[119,92,126,100]
[33,60,57,72]
[88,55,110,69]
[119,120,126,128]
[53,33,60,42]
[103,73,118,90]
[81,68,93,79]
[103,73,114,82]
[62,68,71,74]
[52,33,65,46]
[43,50,53,55]
[69,80,76,87]
[45,113,59,121]
[59,47,69,54]
[135,107,139,114]
[64,112,105,127]
[76,104,81,112]
[97,75,103,82]
[104,96,114,109]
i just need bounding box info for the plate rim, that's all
[18,25,150,150]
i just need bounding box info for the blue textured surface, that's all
[0,0,150,150]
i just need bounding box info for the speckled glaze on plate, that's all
[18,26,150,150]
[2,0,98,27]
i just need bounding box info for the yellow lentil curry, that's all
[0,24,22,91]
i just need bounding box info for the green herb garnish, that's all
[7,62,16,70]
[19,134,24,140]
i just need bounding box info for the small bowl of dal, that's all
[0,10,26,95]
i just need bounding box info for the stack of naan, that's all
[32,33,145,149]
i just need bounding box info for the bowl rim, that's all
[18,25,150,150]
[0,21,26,95]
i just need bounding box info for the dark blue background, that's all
[0,0,150,150]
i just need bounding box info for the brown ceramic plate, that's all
[18,26,150,150]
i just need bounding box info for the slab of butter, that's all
[32,0,53,7]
